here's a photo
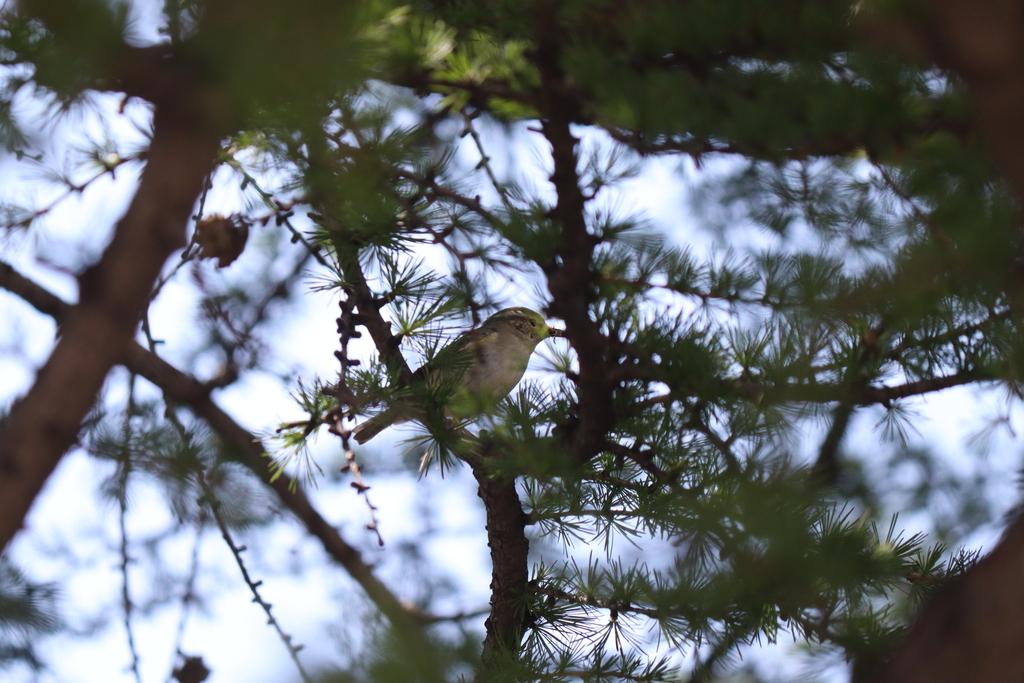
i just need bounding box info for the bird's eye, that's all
[530,320,536,327]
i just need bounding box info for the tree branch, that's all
[128,342,430,632]
[329,238,415,387]
[0,262,432,638]
[533,3,618,464]
[467,447,532,679]
[871,510,1024,683]
[736,369,990,405]
[0,77,225,550]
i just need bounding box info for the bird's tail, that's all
[351,410,394,444]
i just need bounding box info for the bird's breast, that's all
[462,345,530,397]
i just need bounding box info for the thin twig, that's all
[118,373,143,683]
[224,155,331,269]
[0,154,139,232]
[149,171,214,305]
[198,468,313,683]
[325,269,385,544]
[682,416,740,474]
[461,110,516,213]
[165,514,206,683]
[533,584,660,620]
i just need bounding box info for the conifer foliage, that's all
[0,1,1022,681]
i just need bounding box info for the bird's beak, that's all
[548,327,567,338]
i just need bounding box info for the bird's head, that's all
[487,307,566,342]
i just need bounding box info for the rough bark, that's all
[470,455,531,678]
[532,2,618,464]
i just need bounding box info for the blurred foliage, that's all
[86,401,276,528]
[0,557,60,672]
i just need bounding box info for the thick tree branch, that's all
[467,450,531,678]
[813,400,857,485]
[533,3,617,464]
[871,510,1024,683]
[0,83,224,550]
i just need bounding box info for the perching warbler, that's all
[352,307,565,444]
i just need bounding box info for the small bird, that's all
[352,307,565,444]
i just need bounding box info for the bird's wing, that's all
[450,326,500,353]
[417,326,499,382]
